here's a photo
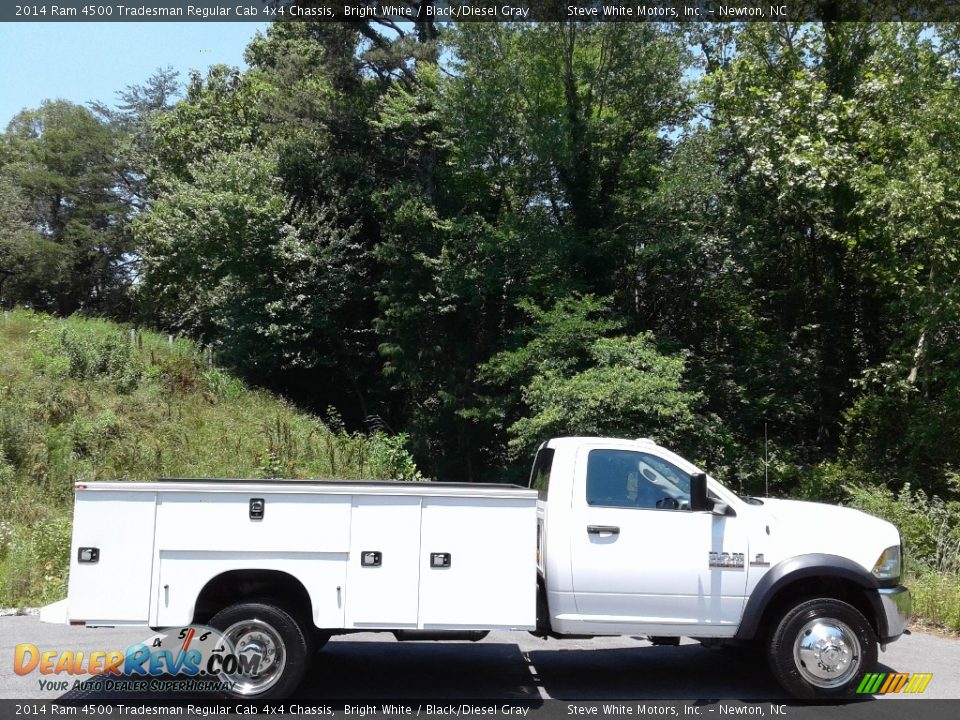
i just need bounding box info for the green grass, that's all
[908,571,960,633]
[0,309,420,606]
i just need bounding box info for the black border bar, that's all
[4,1,960,24]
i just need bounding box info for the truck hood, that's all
[751,497,901,571]
[758,497,876,526]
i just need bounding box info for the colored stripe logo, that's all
[856,672,933,694]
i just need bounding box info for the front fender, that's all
[735,553,885,640]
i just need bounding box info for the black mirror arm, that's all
[710,501,736,517]
[690,472,708,512]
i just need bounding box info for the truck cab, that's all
[531,437,911,699]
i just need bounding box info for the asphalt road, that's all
[2,616,958,702]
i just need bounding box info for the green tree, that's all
[1,100,131,315]
[373,23,693,478]
[91,66,181,213]
[507,332,702,459]
[137,26,416,421]
[135,147,287,362]
[0,174,64,307]
[835,25,960,494]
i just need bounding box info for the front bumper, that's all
[878,585,911,642]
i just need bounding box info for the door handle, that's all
[587,525,620,535]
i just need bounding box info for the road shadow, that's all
[299,640,541,700]
[531,643,910,702]
[58,641,541,703]
[57,639,905,703]
[530,644,782,700]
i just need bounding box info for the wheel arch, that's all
[736,554,885,641]
[191,569,314,627]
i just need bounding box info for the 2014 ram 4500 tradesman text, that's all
[47,436,911,700]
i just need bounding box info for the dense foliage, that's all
[2,21,959,504]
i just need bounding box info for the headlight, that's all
[872,545,901,583]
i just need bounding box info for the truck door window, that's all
[586,449,692,510]
[528,447,555,501]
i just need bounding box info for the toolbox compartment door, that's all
[67,492,157,624]
[345,496,422,628]
[418,497,536,629]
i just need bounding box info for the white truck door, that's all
[569,447,748,634]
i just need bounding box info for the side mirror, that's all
[690,472,708,512]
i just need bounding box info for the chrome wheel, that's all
[221,618,287,696]
[792,618,862,689]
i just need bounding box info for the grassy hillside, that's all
[0,309,420,606]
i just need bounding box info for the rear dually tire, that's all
[208,600,310,699]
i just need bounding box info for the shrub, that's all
[0,406,32,468]
[0,514,71,606]
[845,482,960,575]
[910,570,960,632]
[798,461,861,504]
[0,308,429,604]
[157,354,202,394]
[202,367,246,399]
[67,410,124,459]
[30,349,69,378]
[0,519,12,561]
[366,432,424,482]
[59,329,143,393]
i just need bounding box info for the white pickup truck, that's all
[51,436,910,700]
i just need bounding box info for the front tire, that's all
[767,598,876,699]
[209,601,309,699]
